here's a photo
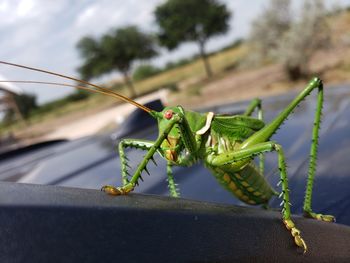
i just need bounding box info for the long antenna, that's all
[0,61,152,113]
[0,80,125,98]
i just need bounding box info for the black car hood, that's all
[1,85,350,225]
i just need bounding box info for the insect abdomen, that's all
[208,163,275,205]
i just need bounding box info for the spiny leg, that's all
[240,78,334,222]
[244,98,265,175]
[102,115,181,195]
[274,144,307,253]
[207,142,307,252]
[244,98,262,116]
[242,78,324,147]
[102,139,154,195]
[303,81,335,222]
[167,162,180,197]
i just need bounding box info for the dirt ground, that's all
[169,64,288,109]
[43,90,167,140]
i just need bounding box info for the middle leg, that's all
[244,98,265,175]
[167,162,180,197]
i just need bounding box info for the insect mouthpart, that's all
[164,110,173,119]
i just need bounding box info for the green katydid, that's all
[0,60,336,253]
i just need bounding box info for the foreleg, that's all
[117,139,154,186]
[102,116,181,195]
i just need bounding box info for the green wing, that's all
[211,115,265,141]
[184,110,207,132]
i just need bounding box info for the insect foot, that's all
[101,184,134,196]
[283,219,307,253]
[304,211,336,222]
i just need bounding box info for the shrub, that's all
[133,65,161,81]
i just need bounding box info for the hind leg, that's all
[207,142,307,252]
[239,79,334,223]
[302,82,335,222]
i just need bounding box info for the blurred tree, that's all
[67,89,91,102]
[249,0,292,63]
[154,0,231,78]
[249,0,330,80]
[3,93,37,122]
[278,0,330,80]
[77,26,158,98]
[132,64,161,81]
[76,37,108,80]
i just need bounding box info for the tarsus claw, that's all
[304,211,336,222]
[284,219,307,253]
[101,184,134,195]
[319,214,336,222]
[294,235,307,253]
[101,185,123,195]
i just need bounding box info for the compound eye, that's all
[164,110,173,120]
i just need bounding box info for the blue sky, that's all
[0,0,349,104]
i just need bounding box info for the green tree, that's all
[76,37,109,80]
[249,0,330,80]
[3,93,37,122]
[278,0,330,80]
[154,0,231,78]
[249,0,291,63]
[77,26,158,98]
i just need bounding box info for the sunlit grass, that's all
[134,45,248,94]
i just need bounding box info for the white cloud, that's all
[16,0,36,17]
[0,1,9,12]
[75,4,98,29]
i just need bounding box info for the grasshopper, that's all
[0,61,336,253]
